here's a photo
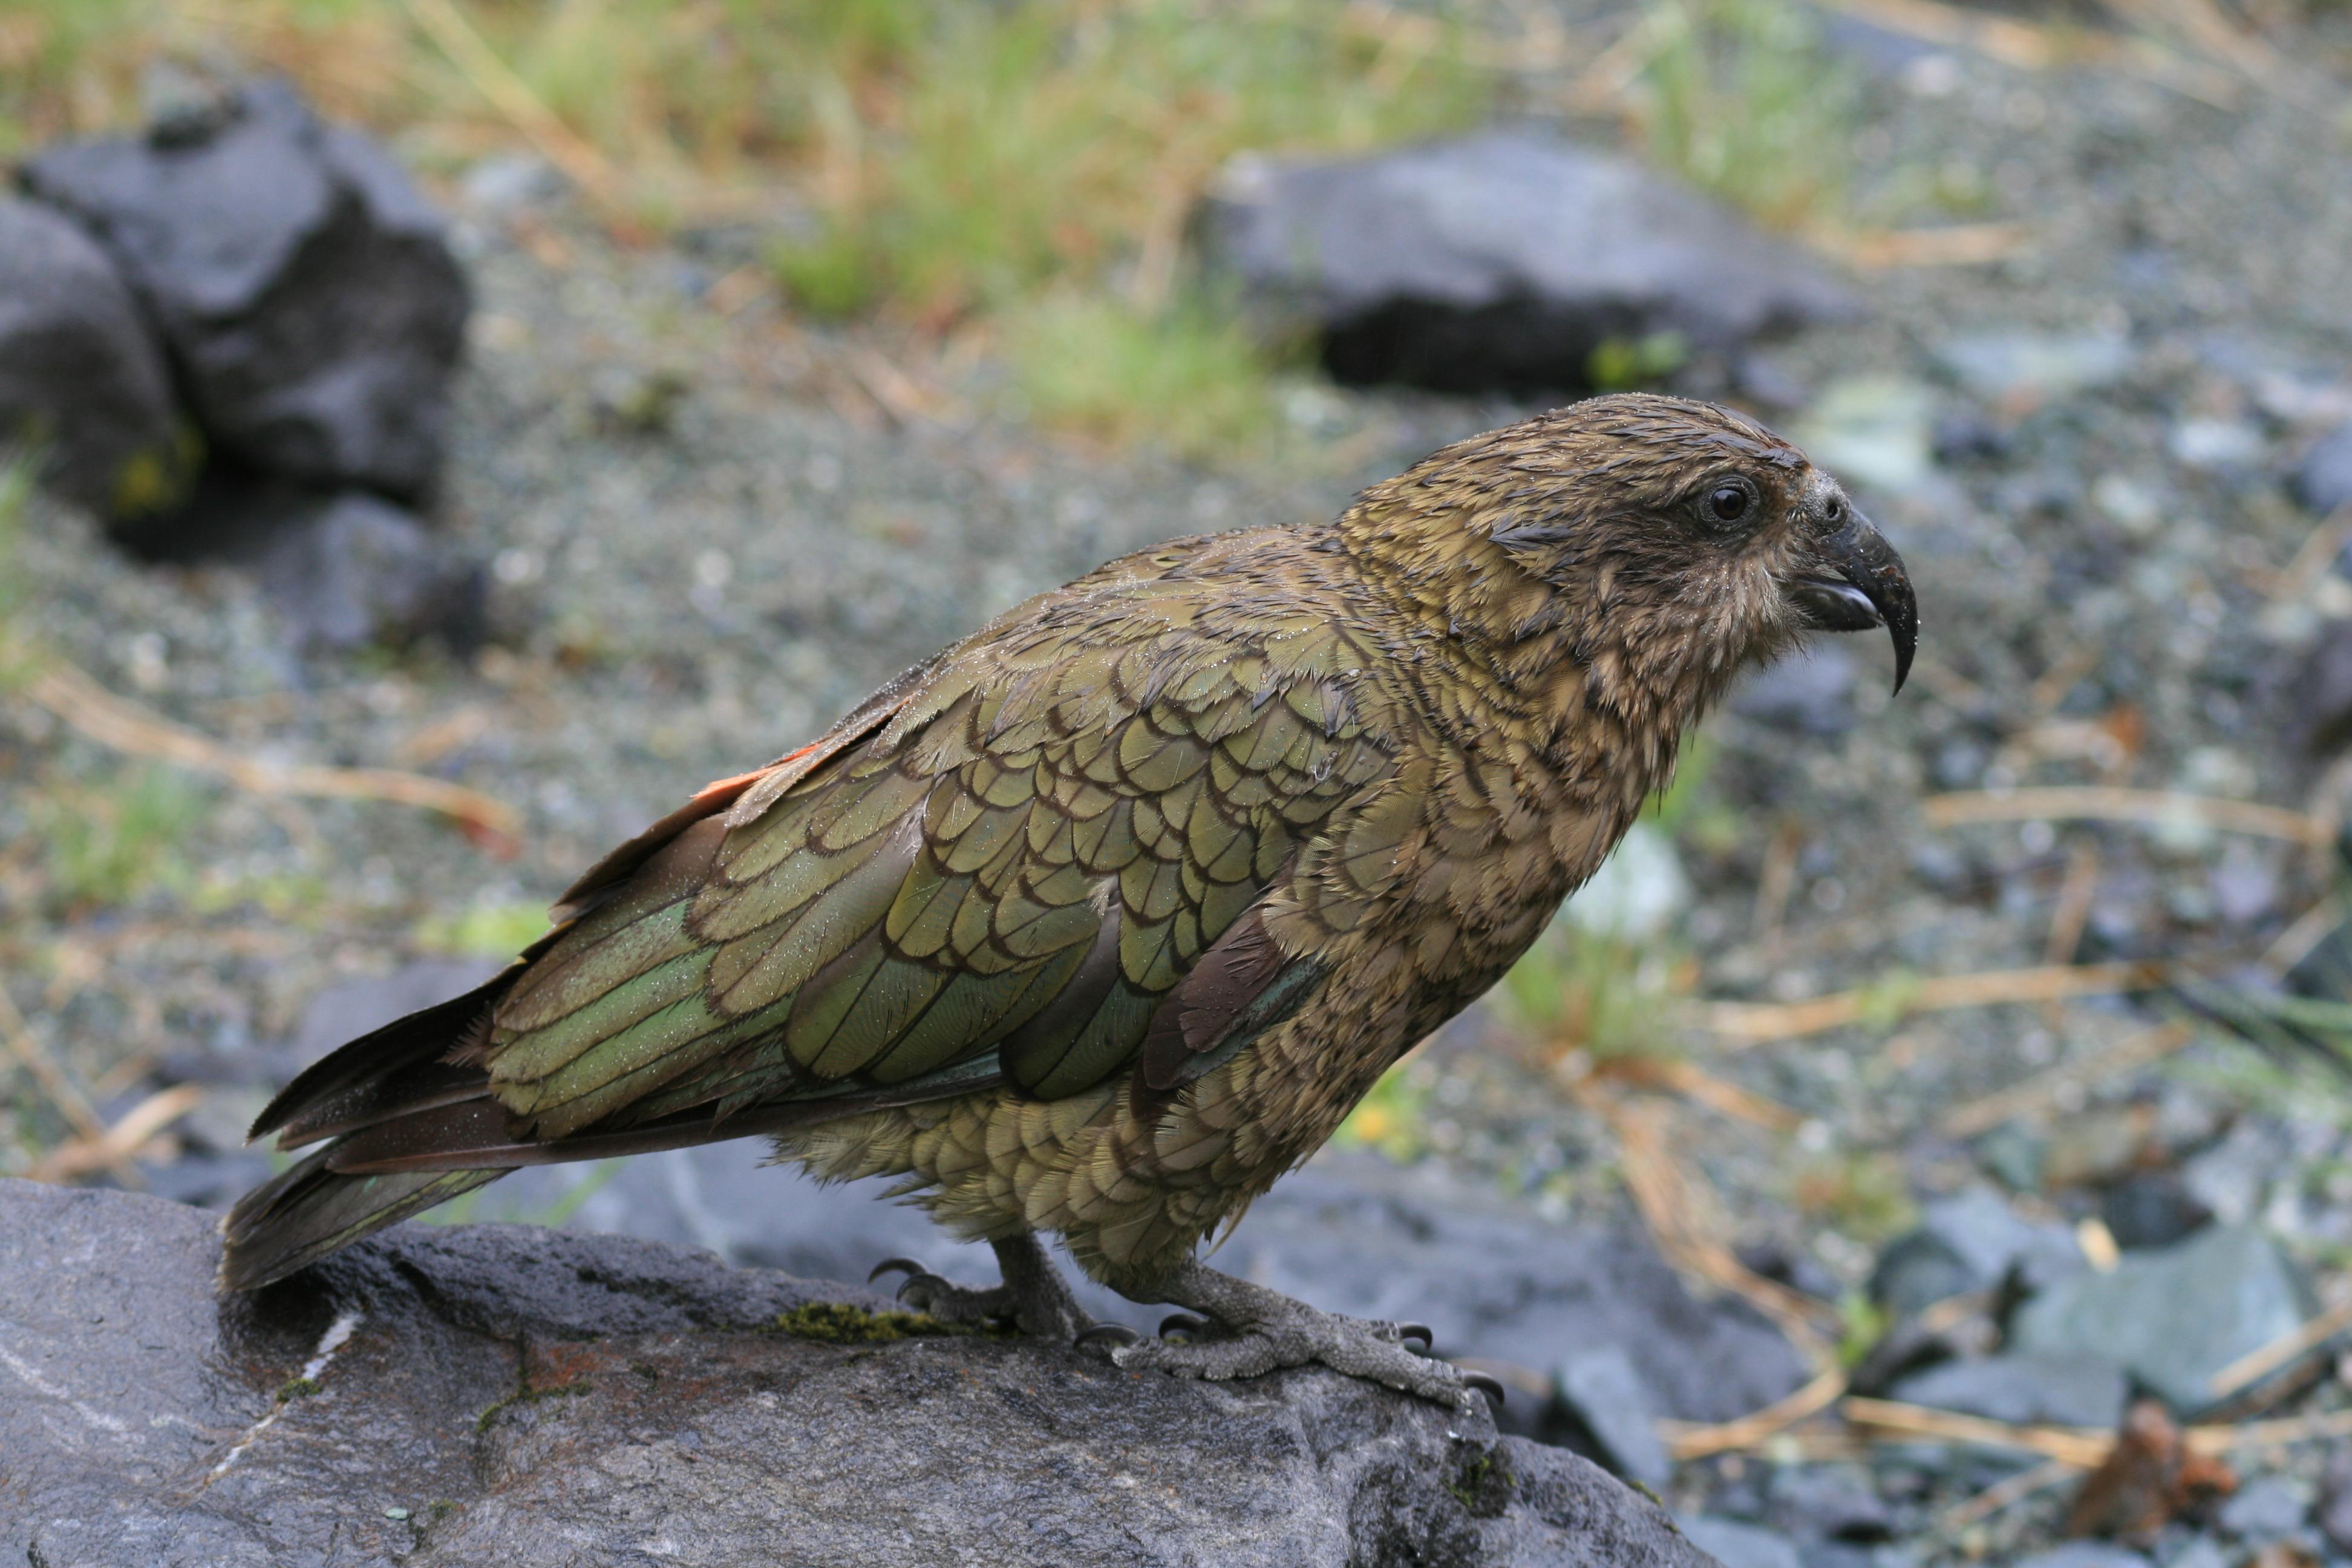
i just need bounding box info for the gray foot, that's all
[1093,1258,1500,1424]
[869,1233,1091,1341]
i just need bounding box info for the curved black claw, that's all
[1396,1322,1434,1350]
[1075,1322,1142,1350]
[1158,1312,1210,1341]
[866,1256,927,1286]
[1461,1370,1507,1406]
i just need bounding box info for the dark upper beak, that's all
[1784,512,1918,694]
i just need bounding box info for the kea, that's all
[221,393,1916,1415]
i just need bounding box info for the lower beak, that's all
[1784,514,1918,693]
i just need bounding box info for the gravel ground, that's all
[7,5,2352,1563]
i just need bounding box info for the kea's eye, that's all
[1707,484,1751,524]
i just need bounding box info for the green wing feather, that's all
[479,570,1400,1144]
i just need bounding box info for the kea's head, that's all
[1341,392,1918,711]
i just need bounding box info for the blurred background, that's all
[4,0,2352,1561]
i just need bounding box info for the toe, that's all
[866,1256,927,1286]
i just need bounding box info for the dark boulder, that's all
[21,77,468,503]
[0,1178,1721,1568]
[0,196,198,518]
[1200,131,1857,394]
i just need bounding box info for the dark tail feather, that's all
[218,1149,505,1291]
[249,968,521,1147]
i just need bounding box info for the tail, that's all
[218,959,935,1290]
[219,967,525,1291]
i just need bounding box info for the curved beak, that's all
[1783,512,1918,694]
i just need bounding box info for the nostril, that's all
[1824,497,1844,522]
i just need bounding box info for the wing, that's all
[467,557,1406,1149]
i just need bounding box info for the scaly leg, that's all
[1084,1256,1501,1422]
[868,1233,1092,1341]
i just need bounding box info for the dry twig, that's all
[1939,1022,2194,1139]
[22,657,521,853]
[2206,1296,2352,1402]
[1661,1367,1848,1460]
[1924,787,2331,848]
[397,0,621,206]
[1702,961,2167,1044]
[25,1084,204,1183]
[0,981,106,1146]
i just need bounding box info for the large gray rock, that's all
[0,1178,1720,1567]
[2008,1224,2314,1413]
[0,196,197,518]
[1887,1351,2129,1429]
[21,77,468,501]
[249,489,488,652]
[1200,132,1857,393]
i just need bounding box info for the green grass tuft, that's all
[765,1299,1011,1342]
[1628,0,1858,232]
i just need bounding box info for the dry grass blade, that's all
[0,982,108,1145]
[1924,787,2331,848]
[1842,1397,2115,1466]
[396,0,619,204]
[1596,1056,1805,1133]
[1660,1367,1847,1460]
[1703,961,2166,1044]
[1939,1021,2194,1139]
[2206,1296,2352,1401]
[1941,1458,2081,1529]
[1827,223,2034,270]
[25,1083,205,1183]
[2189,1408,2352,1455]
[1815,0,2062,67]
[24,658,521,853]
[1593,1089,1843,1357]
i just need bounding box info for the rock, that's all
[2316,1448,2352,1553]
[0,1179,1712,1568]
[249,491,488,652]
[1935,329,2134,407]
[2285,618,2352,756]
[21,76,469,501]
[2008,1225,2314,1413]
[116,477,489,650]
[1764,1466,1893,1544]
[1733,645,1861,737]
[1678,1516,1804,1568]
[1553,1345,1671,1490]
[1887,1352,2129,1429]
[1869,1186,2085,1317]
[2180,1120,2290,1227]
[443,1145,1810,1428]
[2219,1477,2311,1541]
[2100,1172,2214,1251]
[2293,422,2352,515]
[1794,376,1938,497]
[0,196,197,518]
[2009,1547,2153,1568]
[2170,419,2264,471]
[1200,132,1857,394]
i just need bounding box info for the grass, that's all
[1624,0,1858,233]
[29,765,202,916]
[413,897,549,958]
[0,1,1491,460]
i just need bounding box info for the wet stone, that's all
[0,1178,1710,1568]
[1678,1516,1805,1568]
[1200,131,1857,394]
[2219,1478,2312,1541]
[0,196,196,520]
[1887,1352,2130,1430]
[2008,1225,2313,1414]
